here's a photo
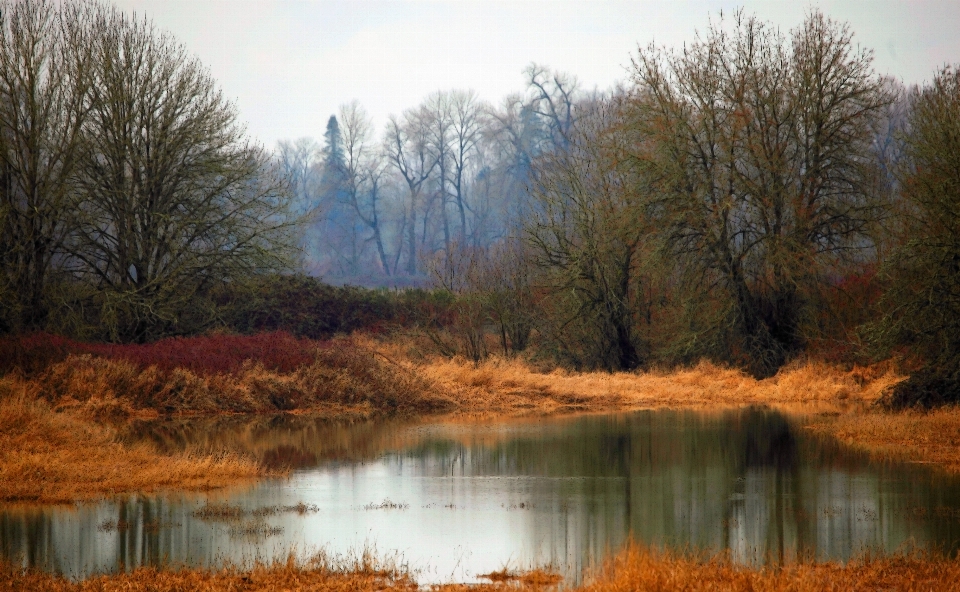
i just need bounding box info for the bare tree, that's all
[630,9,892,375]
[338,100,392,276]
[447,90,484,244]
[68,6,295,341]
[0,0,92,332]
[867,66,960,406]
[528,98,651,370]
[524,63,579,150]
[276,137,321,218]
[423,91,455,256]
[384,106,437,275]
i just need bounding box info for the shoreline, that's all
[6,350,960,590]
[6,344,957,507]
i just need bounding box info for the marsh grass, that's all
[226,519,284,539]
[191,501,320,521]
[0,550,416,592]
[32,337,452,416]
[389,340,904,415]
[5,545,960,592]
[363,499,409,510]
[572,543,960,592]
[806,407,960,472]
[0,377,265,504]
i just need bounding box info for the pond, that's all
[4,408,960,583]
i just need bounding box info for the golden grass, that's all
[0,553,416,592]
[5,545,960,592]
[0,376,266,504]
[36,339,452,417]
[806,407,960,472]
[571,543,960,592]
[364,337,960,477]
[386,345,904,416]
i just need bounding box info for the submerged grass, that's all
[4,545,960,592]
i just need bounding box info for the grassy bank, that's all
[5,330,958,504]
[0,332,452,503]
[0,378,264,504]
[806,408,960,472]
[413,352,901,415]
[3,545,959,592]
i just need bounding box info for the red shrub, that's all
[0,331,320,377]
[0,333,76,376]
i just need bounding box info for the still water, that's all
[4,408,960,582]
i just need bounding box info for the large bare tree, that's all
[629,10,891,375]
[528,98,651,370]
[68,6,295,341]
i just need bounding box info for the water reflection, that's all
[3,408,960,582]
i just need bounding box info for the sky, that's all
[110,0,960,150]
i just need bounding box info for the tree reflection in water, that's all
[3,408,960,582]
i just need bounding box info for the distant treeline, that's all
[3,1,960,407]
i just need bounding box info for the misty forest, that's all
[9,0,960,589]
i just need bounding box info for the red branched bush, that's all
[0,333,76,377]
[81,332,318,376]
[0,331,318,378]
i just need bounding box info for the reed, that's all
[574,543,960,592]
[28,337,452,417]
[398,347,904,416]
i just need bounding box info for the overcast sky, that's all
[110,0,960,149]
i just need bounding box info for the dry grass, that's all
[382,343,904,416]
[370,338,960,478]
[571,543,960,592]
[0,553,416,592]
[0,334,453,504]
[806,407,960,472]
[0,376,265,504]
[34,339,452,417]
[5,545,960,592]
